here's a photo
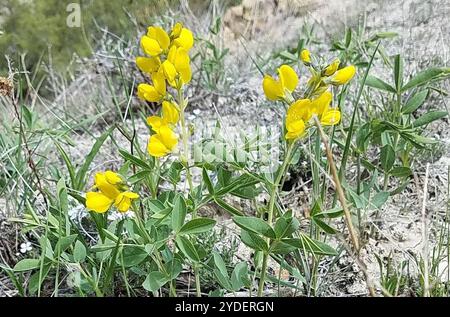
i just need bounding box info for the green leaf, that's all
[214,197,244,216]
[213,251,230,280]
[119,149,153,171]
[390,166,412,178]
[179,218,216,235]
[402,67,450,92]
[14,259,41,272]
[368,32,398,42]
[380,144,395,172]
[240,230,268,252]
[120,246,148,267]
[75,126,114,190]
[370,191,390,209]
[176,236,201,262]
[345,27,352,48]
[233,216,276,239]
[142,271,169,292]
[274,216,300,239]
[402,90,428,114]
[73,240,87,262]
[271,241,297,254]
[312,218,337,234]
[167,161,183,184]
[231,262,251,291]
[394,54,403,91]
[55,234,78,254]
[412,111,448,128]
[172,195,187,232]
[202,167,215,195]
[313,207,344,219]
[283,234,337,256]
[366,75,396,93]
[55,142,76,188]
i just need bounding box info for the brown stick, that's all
[313,116,376,297]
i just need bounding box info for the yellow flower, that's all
[286,99,312,123]
[285,99,311,140]
[323,59,340,76]
[86,171,138,213]
[330,65,356,85]
[310,91,332,117]
[285,119,306,141]
[137,71,167,102]
[140,26,170,57]
[321,109,341,126]
[165,46,192,87]
[147,101,180,132]
[136,56,161,74]
[262,65,299,101]
[171,22,183,38]
[300,49,311,64]
[148,125,179,158]
[115,192,140,213]
[172,27,194,51]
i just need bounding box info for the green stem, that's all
[177,87,201,297]
[257,142,295,297]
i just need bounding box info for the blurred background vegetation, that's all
[0,0,236,75]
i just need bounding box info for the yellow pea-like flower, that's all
[163,46,192,87]
[285,119,306,141]
[171,22,183,38]
[148,125,179,158]
[321,109,341,126]
[172,27,194,51]
[115,192,140,213]
[310,91,332,117]
[147,101,180,132]
[147,26,171,51]
[300,49,311,64]
[86,192,114,214]
[262,65,299,101]
[141,36,163,57]
[86,171,138,213]
[330,65,356,85]
[323,59,340,76]
[286,99,312,124]
[136,56,161,74]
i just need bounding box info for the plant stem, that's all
[313,116,360,250]
[257,142,295,297]
[314,117,378,296]
[177,87,201,297]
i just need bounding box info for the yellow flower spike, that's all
[138,83,162,102]
[262,75,284,101]
[148,126,179,158]
[173,28,194,51]
[162,101,180,125]
[286,99,313,124]
[278,65,299,93]
[147,26,171,51]
[114,192,140,213]
[86,192,114,213]
[330,65,356,85]
[285,119,306,141]
[310,91,332,117]
[321,109,341,126]
[323,59,340,76]
[171,22,183,38]
[300,49,311,64]
[140,36,163,57]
